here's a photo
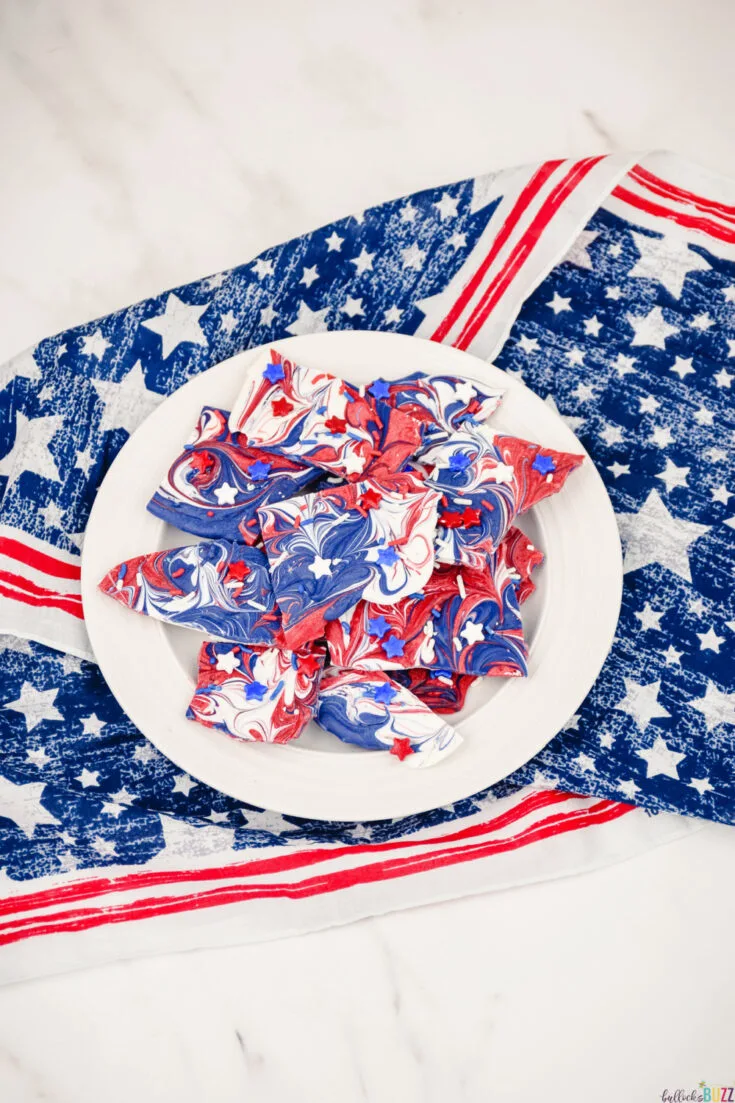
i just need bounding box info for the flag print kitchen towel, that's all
[1,150,732,981]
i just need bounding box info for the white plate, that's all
[81,331,622,821]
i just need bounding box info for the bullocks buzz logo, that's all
[660,1085,735,1102]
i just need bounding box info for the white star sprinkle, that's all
[308,555,333,579]
[214,482,238,505]
[460,621,485,645]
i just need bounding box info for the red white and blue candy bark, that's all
[391,669,477,714]
[187,641,325,743]
[368,372,503,451]
[420,425,583,569]
[228,349,421,481]
[146,406,325,544]
[315,668,462,767]
[388,527,544,712]
[258,471,440,649]
[324,556,527,677]
[98,540,284,645]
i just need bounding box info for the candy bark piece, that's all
[500,525,545,604]
[370,372,503,450]
[315,668,462,767]
[187,641,325,743]
[147,406,325,544]
[258,471,440,649]
[98,540,283,644]
[391,669,477,714]
[324,556,527,677]
[228,348,420,481]
[421,425,583,568]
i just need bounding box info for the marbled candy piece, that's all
[369,372,503,450]
[187,641,325,743]
[258,471,440,649]
[421,424,583,569]
[324,556,527,677]
[228,348,420,481]
[99,540,283,644]
[501,525,545,604]
[391,669,477,714]
[316,668,462,767]
[147,406,325,544]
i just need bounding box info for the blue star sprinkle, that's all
[248,460,272,481]
[373,683,398,705]
[244,681,268,701]
[448,451,472,472]
[262,362,285,384]
[369,380,391,401]
[382,636,405,659]
[532,453,556,475]
[368,615,391,638]
[377,546,400,567]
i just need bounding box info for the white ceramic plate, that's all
[81,331,622,821]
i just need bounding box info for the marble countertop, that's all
[0,1,734,1098]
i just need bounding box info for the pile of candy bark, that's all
[99,349,583,769]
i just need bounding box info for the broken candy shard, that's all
[146,406,325,545]
[391,669,477,714]
[324,553,528,677]
[227,348,420,481]
[98,540,284,645]
[421,424,583,569]
[499,525,545,604]
[315,667,462,768]
[258,471,440,649]
[370,372,504,450]
[187,641,325,743]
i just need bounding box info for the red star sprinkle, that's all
[225,561,251,584]
[272,397,294,417]
[189,450,214,475]
[438,510,464,529]
[461,506,482,527]
[359,488,383,511]
[300,654,323,677]
[390,737,415,761]
[324,415,347,434]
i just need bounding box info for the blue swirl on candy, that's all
[375,372,503,451]
[315,668,462,766]
[257,475,439,649]
[146,406,324,544]
[98,540,284,645]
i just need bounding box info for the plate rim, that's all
[81,330,622,821]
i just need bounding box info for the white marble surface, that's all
[0,1,734,1098]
